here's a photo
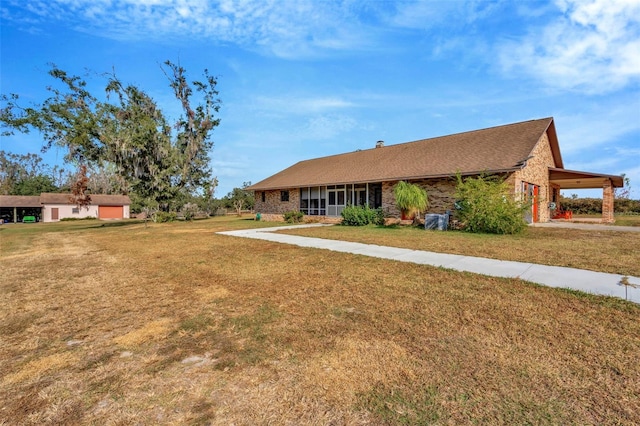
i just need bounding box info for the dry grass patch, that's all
[1,217,639,424]
[3,352,78,386]
[113,318,174,348]
[303,337,418,406]
[280,224,640,276]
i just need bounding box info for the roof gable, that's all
[250,117,560,190]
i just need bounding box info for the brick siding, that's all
[511,132,556,222]
[254,189,299,215]
[381,178,457,218]
[603,180,614,223]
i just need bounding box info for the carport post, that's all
[13,207,17,223]
[602,179,614,223]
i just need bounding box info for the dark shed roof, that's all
[0,193,131,207]
[0,195,42,208]
[39,193,131,205]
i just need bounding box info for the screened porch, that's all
[298,183,383,217]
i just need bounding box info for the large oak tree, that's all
[0,61,220,212]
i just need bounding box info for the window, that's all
[299,187,326,215]
[72,207,80,214]
[280,190,289,202]
[261,191,266,202]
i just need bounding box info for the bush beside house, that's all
[455,174,528,234]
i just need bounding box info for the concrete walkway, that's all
[217,225,640,304]
[532,222,640,232]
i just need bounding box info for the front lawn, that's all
[1,217,639,424]
[279,224,640,276]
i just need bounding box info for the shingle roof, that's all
[39,193,131,206]
[248,117,561,191]
[0,195,42,208]
[89,194,132,206]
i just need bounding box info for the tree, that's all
[224,182,254,216]
[12,175,58,196]
[101,74,176,212]
[69,164,91,208]
[197,177,219,216]
[614,173,631,200]
[0,151,25,194]
[51,165,74,191]
[455,174,527,234]
[0,150,61,195]
[393,181,428,220]
[161,61,220,193]
[0,61,221,213]
[85,163,127,195]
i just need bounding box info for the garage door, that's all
[99,206,123,219]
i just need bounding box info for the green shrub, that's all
[341,205,385,226]
[455,174,527,234]
[181,203,200,221]
[283,210,304,223]
[153,211,178,223]
[60,216,97,221]
[373,207,386,226]
[615,198,640,214]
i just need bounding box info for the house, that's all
[248,117,624,223]
[0,193,131,223]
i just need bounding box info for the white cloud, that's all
[3,0,374,59]
[252,95,356,115]
[302,114,357,140]
[386,0,505,29]
[499,0,640,94]
[615,147,640,157]
[555,105,640,155]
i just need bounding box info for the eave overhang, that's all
[549,168,624,189]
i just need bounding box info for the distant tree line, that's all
[0,150,66,195]
[0,149,254,218]
[560,196,640,215]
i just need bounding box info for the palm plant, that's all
[393,181,428,219]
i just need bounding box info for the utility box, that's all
[438,213,449,231]
[425,213,448,231]
[425,214,440,230]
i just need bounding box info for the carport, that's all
[549,168,624,223]
[0,195,43,223]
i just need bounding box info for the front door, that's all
[51,208,59,221]
[327,186,346,216]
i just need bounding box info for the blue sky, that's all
[1,0,639,198]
